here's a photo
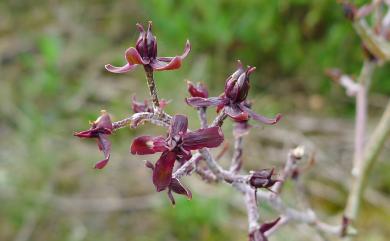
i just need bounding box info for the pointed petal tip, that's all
[105,63,135,74]
[136,23,144,32]
[273,113,282,124]
[94,158,109,169]
[247,66,256,75]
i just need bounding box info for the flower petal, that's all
[105,63,138,74]
[170,178,192,200]
[153,151,177,191]
[150,57,182,71]
[94,134,111,169]
[125,47,149,65]
[259,217,281,233]
[74,111,113,138]
[224,105,249,121]
[240,105,282,125]
[169,115,188,137]
[105,47,148,74]
[183,127,224,150]
[185,96,226,108]
[131,136,167,155]
[150,40,191,71]
[187,80,208,98]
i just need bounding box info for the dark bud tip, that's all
[341,1,356,21]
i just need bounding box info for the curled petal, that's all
[131,136,167,155]
[187,80,208,98]
[186,96,227,108]
[150,57,182,71]
[95,111,113,130]
[241,104,282,125]
[151,40,191,71]
[169,115,188,137]
[153,151,177,191]
[125,47,149,65]
[105,63,138,74]
[105,47,148,74]
[74,111,113,138]
[167,178,192,205]
[74,128,101,138]
[259,217,281,234]
[224,105,249,121]
[94,134,111,169]
[183,127,224,150]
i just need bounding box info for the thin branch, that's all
[245,188,260,233]
[345,98,390,219]
[352,61,375,177]
[198,107,208,129]
[272,146,304,194]
[230,136,243,173]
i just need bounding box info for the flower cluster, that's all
[131,114,224,191]
[75,21,286,241]
[186,60,281,125]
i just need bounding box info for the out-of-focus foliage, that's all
[0,0,389,241]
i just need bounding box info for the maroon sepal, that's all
[130,136,167,155]
[167,178,192,205]
[153,151,177,192]
[187,80,209,98]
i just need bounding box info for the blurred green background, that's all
[1,0,389,240]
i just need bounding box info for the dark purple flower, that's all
[131,95,169,113]
[249,217,281,241]
[105,21,191,73]
[249,168,279,190]
[131,114,224,191]
[74,110,113,169]
[186,60,281,125]
[144,161,192,205]
[187,80,208,98]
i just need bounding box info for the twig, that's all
[211,111,227,127]
[198,107,208,129]
[230,136,243,173]
[172,153,202,180]
[352,61,375,177]
[345,98,390,219]
[272,146,304,194]
[245,188,260,233]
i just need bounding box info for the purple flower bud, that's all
[249,168,278,189]
[135,21,157,60]
[187,80,209,98]
[224,60,256,103]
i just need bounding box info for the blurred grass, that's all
[0,0,389,241]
